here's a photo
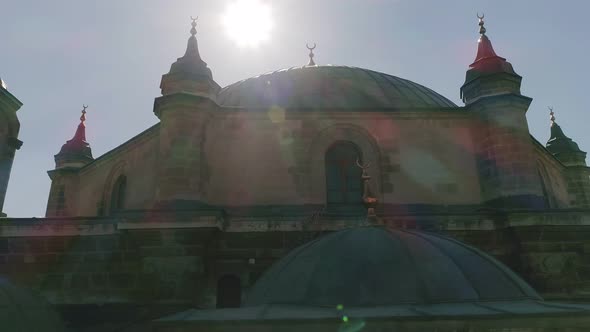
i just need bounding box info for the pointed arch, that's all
[110,175,127,212]
[102,161,128,215]
[537,161,556,209]
[308,124,382,205]
[325,141,363,207]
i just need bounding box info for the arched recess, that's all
[325,141,364,209]
[110,175,127,213]
[308,124,382,205]
[216,274,241,308]
[102,161,128,215]
[537,161,556,208]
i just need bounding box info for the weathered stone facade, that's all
[3,211,590,329]
[3,16,590,331]
[0,83,22,217]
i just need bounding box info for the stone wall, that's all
[468,95,548,209]
[3,211,590,311]
[205,110,482,207]
[71,125,160,216]
[533,142,570,208]
[565,167,590,208]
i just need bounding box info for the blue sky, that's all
[2,0,589,217]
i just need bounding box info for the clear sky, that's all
[2,0,589,217]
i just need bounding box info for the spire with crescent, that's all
[54,105,94,168]
[158,16,220,98]
[306,43,317,66]
[473,13,500,64]
[546,106,586,165]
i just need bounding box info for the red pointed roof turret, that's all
[54,105,94,168]
[460,14,521,104]
[473,14,500,63]
[71,106,87,142]
[469,14,510,70]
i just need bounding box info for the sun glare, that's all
[222,0,272,48]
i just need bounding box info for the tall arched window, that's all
[325,142,363,209]
[110,175,127,213]
[55,185,66,216]
[537,163,556,208]
[216,274,241,308]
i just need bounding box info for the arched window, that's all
[55,185,66,216]
[325,142,363,209]
[216,275,241,308]
[537,163,556,208]
[110,175,127,213]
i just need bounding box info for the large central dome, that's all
[218,65,457,110]
[245,227,540,307]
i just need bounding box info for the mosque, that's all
[1,14,590,331]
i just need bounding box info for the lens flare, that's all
[222,0,272,48]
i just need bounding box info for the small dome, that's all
[0,277,64,331]
[244,227,540,307]
[218,66,457,110]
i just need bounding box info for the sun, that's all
[222,0,272,48]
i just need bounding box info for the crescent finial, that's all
[80,105,88,122]
[356,158,371,169]
[190,16,198,22]
[477,12,484,20]
[306,43,316,51]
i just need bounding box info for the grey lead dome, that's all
[244,227,541,307]
[218,65,457,110]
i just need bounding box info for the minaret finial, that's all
[81,104,88,123]
[549,106,556,124]
[306,43,316,66]
[190,16,198,37]
[356,159,380,225]
[477,13,486,35]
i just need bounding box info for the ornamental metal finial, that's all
[190,16,198,37]
[356,159,379,223]
[477,13,486,35]
[549,106,555,123]
[306,43,317,66]
[81,105,88,123]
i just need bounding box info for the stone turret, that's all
[157,17,220,103]
[46,107,94,217]
[462,15,543,208]
[153,18,219,208]
[460,15,522,104]
[0,76,23,217]
[54,106,93,169]
[545,109,590,207]
[546,109,587,166]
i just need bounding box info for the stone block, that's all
[109,273,136,289]
[67,237,97,252]
[383,183,394,193]
[41,274,63,290]
[0,239,8,253]
[91,273,108,288]
[46,237,67,252]
[71,274,89,289]
[8,238,26,253]
[140,246,185,257]
[96,236,121,251]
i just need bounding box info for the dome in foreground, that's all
[245,227,540,307]
[218,66,457,110]
[0,278,64,331]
